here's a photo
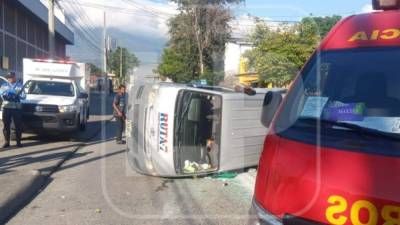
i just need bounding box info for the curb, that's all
[0,116,113,224]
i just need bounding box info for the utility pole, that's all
[103,11,107,76]
[120,47,123,84]
[48,0,56,58]
[102,11,108,92]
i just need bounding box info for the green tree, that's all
[157,47,197,83]
[247,15,341,86]
[88,63,102,76]
[300,15,342,38]
[157,0,242,84]
[108,47,140,83]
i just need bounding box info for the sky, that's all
[240,0,373,21]
[63,0,374,74]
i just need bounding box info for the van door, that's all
[174,90,222,174]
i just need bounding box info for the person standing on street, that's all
[0,72,25,148]
[113,85,126,144]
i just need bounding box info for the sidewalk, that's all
[0,93,114,223]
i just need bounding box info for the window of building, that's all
[0,33,3,57]
[35,26,43,49]
[0,0,4,30]
[27,19,35,45]
[5,34,15,70]
[44,30,49,52]
[17,12,27,40]
[4,2,15,34]
[56,39,66,57]
[35,49,42,58]
[27,46,35,58]
[17,40,26,72]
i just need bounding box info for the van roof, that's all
[155,82,285,97]
[157,82,235,95]
[321,10,400,50]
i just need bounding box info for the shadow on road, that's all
[0,113,116,176]
[57,149,126,172]
[0,138,119,175]
[20,117,112,143]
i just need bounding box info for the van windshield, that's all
[24,81,75,97]
[174,91,222,174]
[275,47,400,155]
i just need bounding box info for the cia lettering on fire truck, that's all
[349,29,400,42]
[325,195,400,225]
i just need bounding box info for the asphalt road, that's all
[7,102,256,225]
[0,93,113,175]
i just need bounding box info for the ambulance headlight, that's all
[59,105,78,113]
[373,0,400,10]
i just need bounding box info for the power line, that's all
[61,0,173,20]
[62,0,307,25]
[121,0,174,19]
[57,0,106,68]
[65,15,103,54]
[60,0,102,44]
[66,0,102,42]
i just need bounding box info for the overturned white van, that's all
[126,82,283,177]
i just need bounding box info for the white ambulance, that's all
[21,59,90,133]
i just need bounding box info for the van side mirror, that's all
[79,93,89,99]
[261,91,283,128]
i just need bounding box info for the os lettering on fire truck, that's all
[159,113,169,153]
[325,195,400,225]
[349,29,400,42]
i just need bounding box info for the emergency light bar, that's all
[33,59,76,64]
[373,0,400,10]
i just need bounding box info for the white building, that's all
[224,16,294,86]
[224,39,253,77]
[224,16,258,86]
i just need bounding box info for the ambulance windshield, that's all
[275,47,400,154]
[24,81,75,97]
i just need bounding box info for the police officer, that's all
[0,72,25,148]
